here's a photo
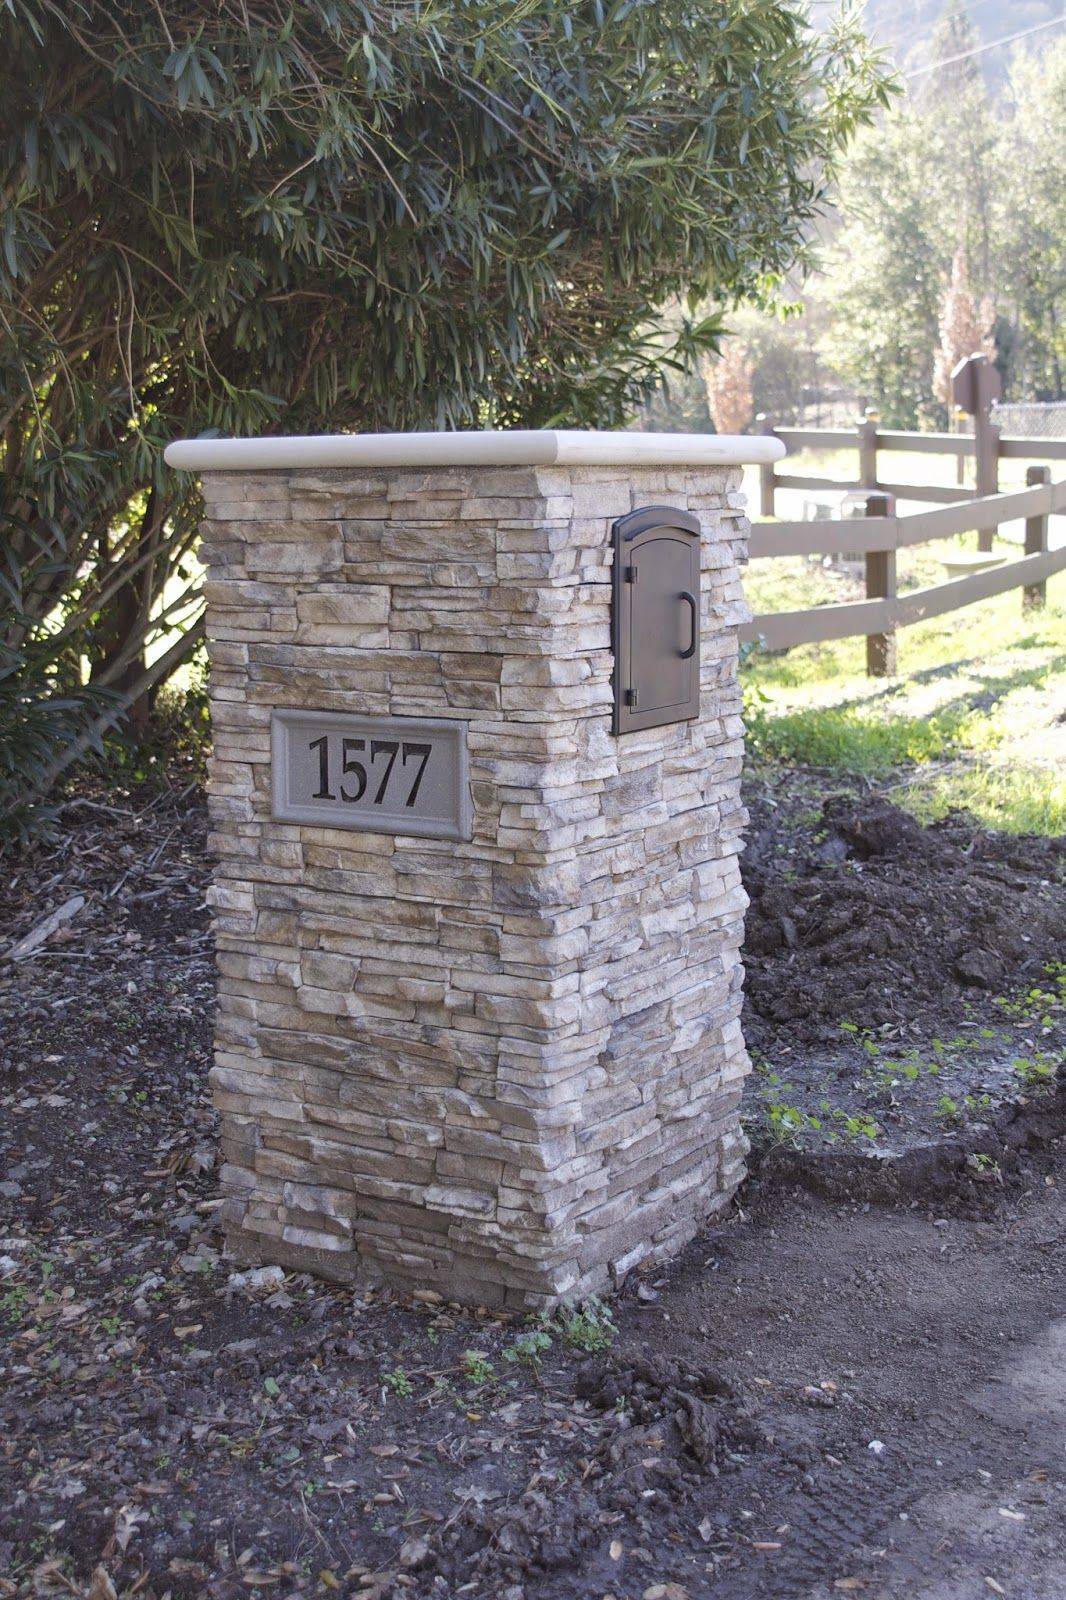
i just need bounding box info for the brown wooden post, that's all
[756,413,778,517]
[1023,464,1051,611]
[865,491,897,677]
[954,407,966,489]
[952,354,1002,552]
[974,416,1000,551]
[974,380,1000,555]
[857,408,879,493]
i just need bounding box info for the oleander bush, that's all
[0,0,890,831]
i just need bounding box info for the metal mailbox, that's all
[612,505,701,735]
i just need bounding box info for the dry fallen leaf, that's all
[984,1580,1006,1596]
[609,1540,623,1561]
[399,1538,430,1570]
[87,1568,118,1600]
[114,1503,148,1552]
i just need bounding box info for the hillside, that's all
[812,0,1064,93]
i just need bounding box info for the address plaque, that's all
[270,710,471,841]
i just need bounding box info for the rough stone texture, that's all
[199,462,752,1308]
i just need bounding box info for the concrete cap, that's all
[164,429,786,473]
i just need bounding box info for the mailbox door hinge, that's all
[625,564,638,584]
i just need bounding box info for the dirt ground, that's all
[0,777,1062,1600]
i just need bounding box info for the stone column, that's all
[165,430,783,1309]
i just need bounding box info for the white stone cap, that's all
[164,428,785,473]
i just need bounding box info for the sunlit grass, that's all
[743,585,1066,836]
[900,763,1066,837]
[745,701,988,776]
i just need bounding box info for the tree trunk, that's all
[91,488,160,738]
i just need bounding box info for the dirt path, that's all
[0,782,1062,1599]
[862,1317,1066,1600]
[646,1178,1065,1600]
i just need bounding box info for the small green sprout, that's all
[558,1296,616,1353]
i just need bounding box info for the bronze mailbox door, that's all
[612,506,701,735]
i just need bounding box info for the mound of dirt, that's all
[742,795,1064,1045]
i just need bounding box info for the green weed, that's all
[761,1100,823,1143]
[967,1153,1001,1179]
[1,1285,28,1323]
[461,1350,495,1386]
[558,1296,616,1353]
[994,970,1065,1026]
[503,1328,553,1370]
[1012,1052,1058,1089]
[935,1094,961,1124]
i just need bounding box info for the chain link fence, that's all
[991,401,1066,439]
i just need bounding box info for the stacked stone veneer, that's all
[200,460,752,1308]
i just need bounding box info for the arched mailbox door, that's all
[612,505,701,735]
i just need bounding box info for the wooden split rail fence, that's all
[741,469,1066,677]
[757,407,1066,539]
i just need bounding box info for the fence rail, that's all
[758,406,1066,553]
[742,470,1066,676]
[772,425,1066,461]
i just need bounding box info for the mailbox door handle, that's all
[679,590,697,659]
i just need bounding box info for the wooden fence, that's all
[741,470,1066,677]
[757,408,1066,551]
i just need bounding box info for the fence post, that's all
[756,413,777,517]
[1023,464,1050,611]
[974,393,1000,554]
[857,408,879,494]
[865,491,896,677]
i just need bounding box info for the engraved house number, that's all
[271,710,471,841]
[307,734,431,809]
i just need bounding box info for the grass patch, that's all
[900,762,1066,837]
[747,700,981,776]
[742,583,1065,835]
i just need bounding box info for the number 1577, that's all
[308,736,431,808]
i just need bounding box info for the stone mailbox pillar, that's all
[165,429,784,1308]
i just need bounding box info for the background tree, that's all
[998,40,1066,398]
[702,340,756,434]
[817,0,1005,425]
[818,107,945,425]
[0,0,890,830]
[932,246,996,409]
[919,1,998,290]
[640,293,839,432]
